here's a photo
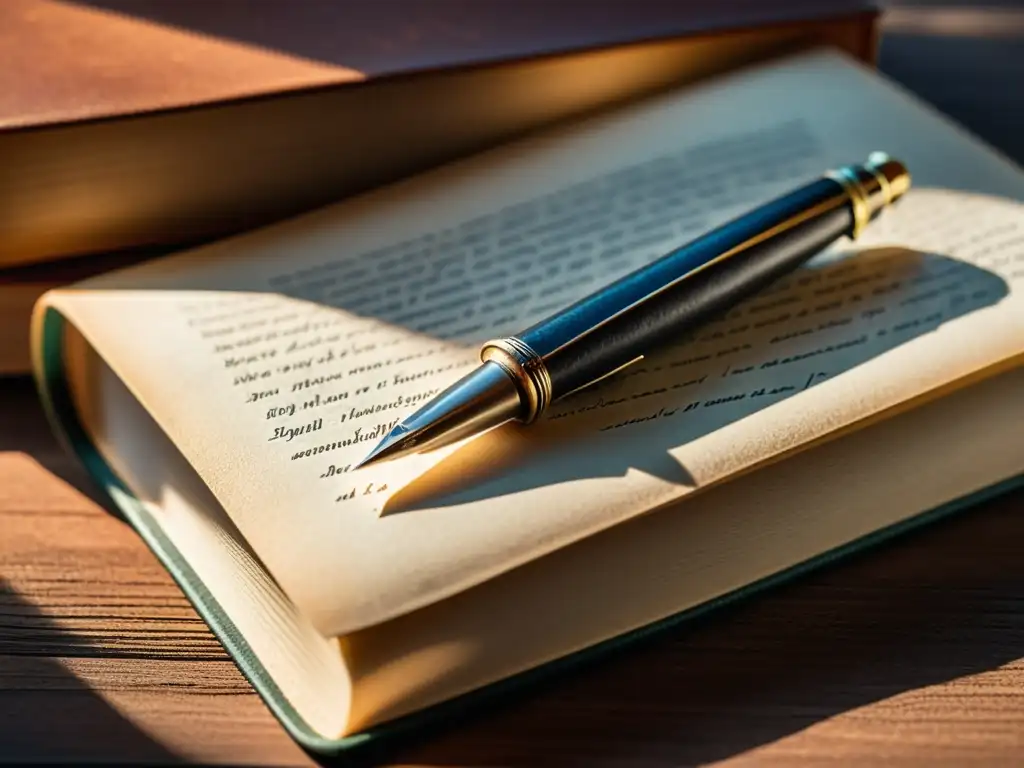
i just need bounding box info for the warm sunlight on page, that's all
[44,50,1024,637]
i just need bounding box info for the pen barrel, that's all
[499,156,909,408]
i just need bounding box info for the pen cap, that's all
[866,152,911,203]
[827,153,911,239]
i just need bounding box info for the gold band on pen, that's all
[827,165,871,239]
[481,336,553,422]
[864,163,893,207]
[827,153,912,239]
[866,151,911,202]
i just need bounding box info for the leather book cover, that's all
[1,0,878,266]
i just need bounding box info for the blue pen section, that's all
[518,177,852,397]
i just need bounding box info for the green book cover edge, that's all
[32,305,1024,763]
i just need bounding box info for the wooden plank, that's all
[0,430,314,765]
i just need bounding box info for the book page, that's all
[341,365,1024,731]
[42,49,1024,636]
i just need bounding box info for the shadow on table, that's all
[0,381,169,757]
[0,579,180,764]
[0,376,110,507]
[372,489,1024,767]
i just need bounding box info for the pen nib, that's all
[353,424,420,469]
[354,360,523,469]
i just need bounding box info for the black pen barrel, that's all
[506,157,909,402]
[358,156,909,466]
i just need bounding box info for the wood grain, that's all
[0,384,313,765]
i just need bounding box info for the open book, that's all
[32,48,1024,756]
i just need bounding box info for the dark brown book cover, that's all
[1,0,878,266]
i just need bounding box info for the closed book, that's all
[2,0,877,267]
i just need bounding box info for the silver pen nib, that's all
[354,361,523,469]
[355,423,418,468]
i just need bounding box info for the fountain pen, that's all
[357,152,911,468]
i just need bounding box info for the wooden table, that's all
[4,6,1024,764]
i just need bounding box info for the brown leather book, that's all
[1,0,878,269]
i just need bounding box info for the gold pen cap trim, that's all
[866,151,911,202]
[826,165,871,239]
[864,163,893,207]
[481,336,553,422]
[827,154,911,239]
